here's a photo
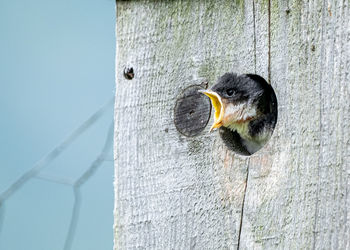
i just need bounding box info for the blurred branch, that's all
[34,174,75,186]
[0,204,5,237]
[64,121,114,250]
[0,97,114,203]
[64,189,82,250]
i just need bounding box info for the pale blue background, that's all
[0,0,115,249]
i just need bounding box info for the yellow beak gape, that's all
[198,90,224,132]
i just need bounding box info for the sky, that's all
[0,0,115,249]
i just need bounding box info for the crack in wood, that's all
[237,159,250,250]
[268,0,271,84]
[237,1,258,247]
[253,0,257,75]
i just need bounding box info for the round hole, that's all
[123,67,134,80]
[206,73,278,155]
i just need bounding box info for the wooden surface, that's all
[114,1,350,249]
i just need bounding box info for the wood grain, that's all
[114,0,350,249]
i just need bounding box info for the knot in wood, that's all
[174,85,211,137]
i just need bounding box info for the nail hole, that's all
[123,67,134,80]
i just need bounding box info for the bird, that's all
[199,73,277,155]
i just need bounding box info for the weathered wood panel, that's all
[114,0,350,249]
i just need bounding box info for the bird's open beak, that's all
[198,89,224,132]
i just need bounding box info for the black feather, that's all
[211,73,278,155]
[219,127,251,156]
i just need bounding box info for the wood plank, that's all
[239,0,350,249]
[114,0,350,249]
[114,1,257,249]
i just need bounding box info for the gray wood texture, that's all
[114,1,350,249]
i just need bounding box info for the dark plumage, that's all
[199,73,277,155]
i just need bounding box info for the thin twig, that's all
[0,97,114,202]
[63,121,114,250]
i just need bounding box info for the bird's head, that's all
[200,73,269,132]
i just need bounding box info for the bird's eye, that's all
[226,88,234,96]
